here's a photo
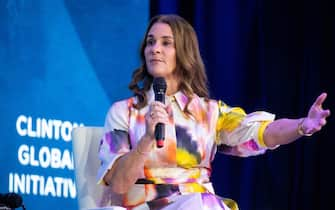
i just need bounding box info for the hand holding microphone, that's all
[143,77,169,150]
[152,77,167,148]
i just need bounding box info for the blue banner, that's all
[0,1,149,209]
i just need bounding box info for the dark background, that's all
[151,0,334,209]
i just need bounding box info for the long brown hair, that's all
[128,14,209,109]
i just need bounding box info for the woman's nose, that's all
[151,43,161,54]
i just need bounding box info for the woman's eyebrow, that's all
[147,34,174,39]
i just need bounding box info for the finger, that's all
[151,107,169,118]
[321,109,331,118]
[313,92,327,107]
[147,109,169,122]
[319,118,327,127]
[155,110,169,118]
[150,113,169,123]
[151,116,169,126]
[145,114,154,125]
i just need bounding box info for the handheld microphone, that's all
[0,193,23,209]
[153,77,167,148]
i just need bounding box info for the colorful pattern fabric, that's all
[97,88,275,209]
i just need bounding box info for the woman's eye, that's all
[146,39,155,46]
[163,41,173,46]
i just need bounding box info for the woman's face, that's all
[144,23,177,80]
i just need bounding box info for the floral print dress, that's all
[97,88,275,210]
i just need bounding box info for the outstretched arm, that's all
[263,93,331,148]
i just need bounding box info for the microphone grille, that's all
[153,77,167,92]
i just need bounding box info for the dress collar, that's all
[147,86,190,111]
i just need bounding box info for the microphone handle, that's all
[155,123,165,148]
[155,92,165,148]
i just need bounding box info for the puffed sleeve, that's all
[97,100,131,184]
[215,100,276,157]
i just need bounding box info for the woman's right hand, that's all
[144,101,170,139]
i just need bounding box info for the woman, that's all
[97,14,330,210]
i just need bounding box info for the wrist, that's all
[135,146,150,156]
[142,133,154,142]
[135,135,154,156]
[297,118,313,137]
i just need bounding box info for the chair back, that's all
[72,126,104,210]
